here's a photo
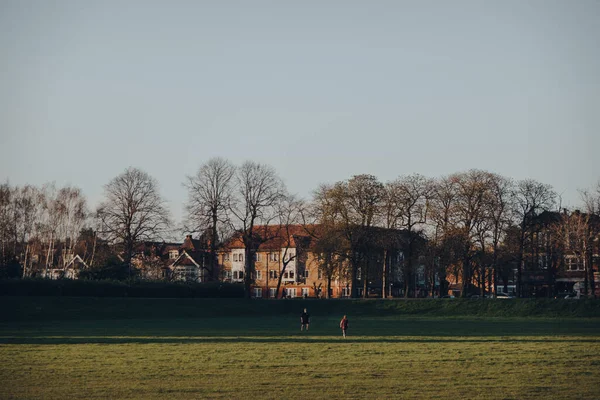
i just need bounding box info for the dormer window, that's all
[169,250,179,260]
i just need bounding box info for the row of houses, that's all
[38,211,600,298]
[135,226,409,299]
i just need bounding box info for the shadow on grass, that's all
[2,336,600,345]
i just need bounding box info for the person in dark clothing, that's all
[300,308,310,331]
[340,315,349,338]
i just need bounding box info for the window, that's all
[318,269,323,279]
[253,288,262,298]
[269,270,278,279]
[256,270,262,280]
[239,253,244,262]
[223,253,230,261]
[565,257,583,271]
[169,250,179,260]
[304,270,309,278]
[286,288,296,298]
[254,253,260,262]
[269,288,277,298]
[301,288,309,297]
[284,251,295,262]
[233,254,238,262]
[233,270,244,280]
[341,287,351,298]
[270,253,278,262]
[283,271,295,280]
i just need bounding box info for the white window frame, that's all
[301,288,309,297]
[253,288,262,298]
[565,256,583,271]
[286,288,296,298]
[256,270,262,280]
[233,270,244,280]
[269,288,277,298]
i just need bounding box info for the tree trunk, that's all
[517,224,526,298]
[588,245,596,298]
[382,249,388,298]
[90,230,97,267]
[244,245,254,299]
[362,265,368,299]
[22,243,29,277]
[45,232,53,277]
[350,252,358,298]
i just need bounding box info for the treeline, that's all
[1,160,599,298]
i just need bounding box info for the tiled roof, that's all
[224,225,317,250]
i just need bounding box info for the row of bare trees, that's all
[302,171,599,298]
[2,160,599,298]
[0,183,87,277]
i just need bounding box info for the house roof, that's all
[64,254,89,270]
[223,225,316,251]
[182,235,205,251]
[169,250,208,268]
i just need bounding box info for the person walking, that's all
[340,315,349,338]
[300,308,310,331]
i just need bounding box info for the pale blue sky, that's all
[1,0,598,224]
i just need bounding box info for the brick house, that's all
[217,224,411,299]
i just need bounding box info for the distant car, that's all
[555,291,578,299]
[496,292,515,299]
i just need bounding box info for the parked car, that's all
[496,292,515,299]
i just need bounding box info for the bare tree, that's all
[229,161,285,298]
[429,175,459,296]
[486,174,514,296]
[385,174,431,297]
[452,170,493,297]
[580,180,600,215]
[55,186,87,267]
[513,179,556,297]
[185,157,235,280]
[0,183,11,267]
[580,180,600,297]
[272,195,304,298]
[97,167,171,278]
[343,175,384,298]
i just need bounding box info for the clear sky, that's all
[1,0,599,225]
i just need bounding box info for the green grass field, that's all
[1,297,600,399]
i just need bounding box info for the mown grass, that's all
[1,297,600,399]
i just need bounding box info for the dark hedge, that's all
[0,278,244,298]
